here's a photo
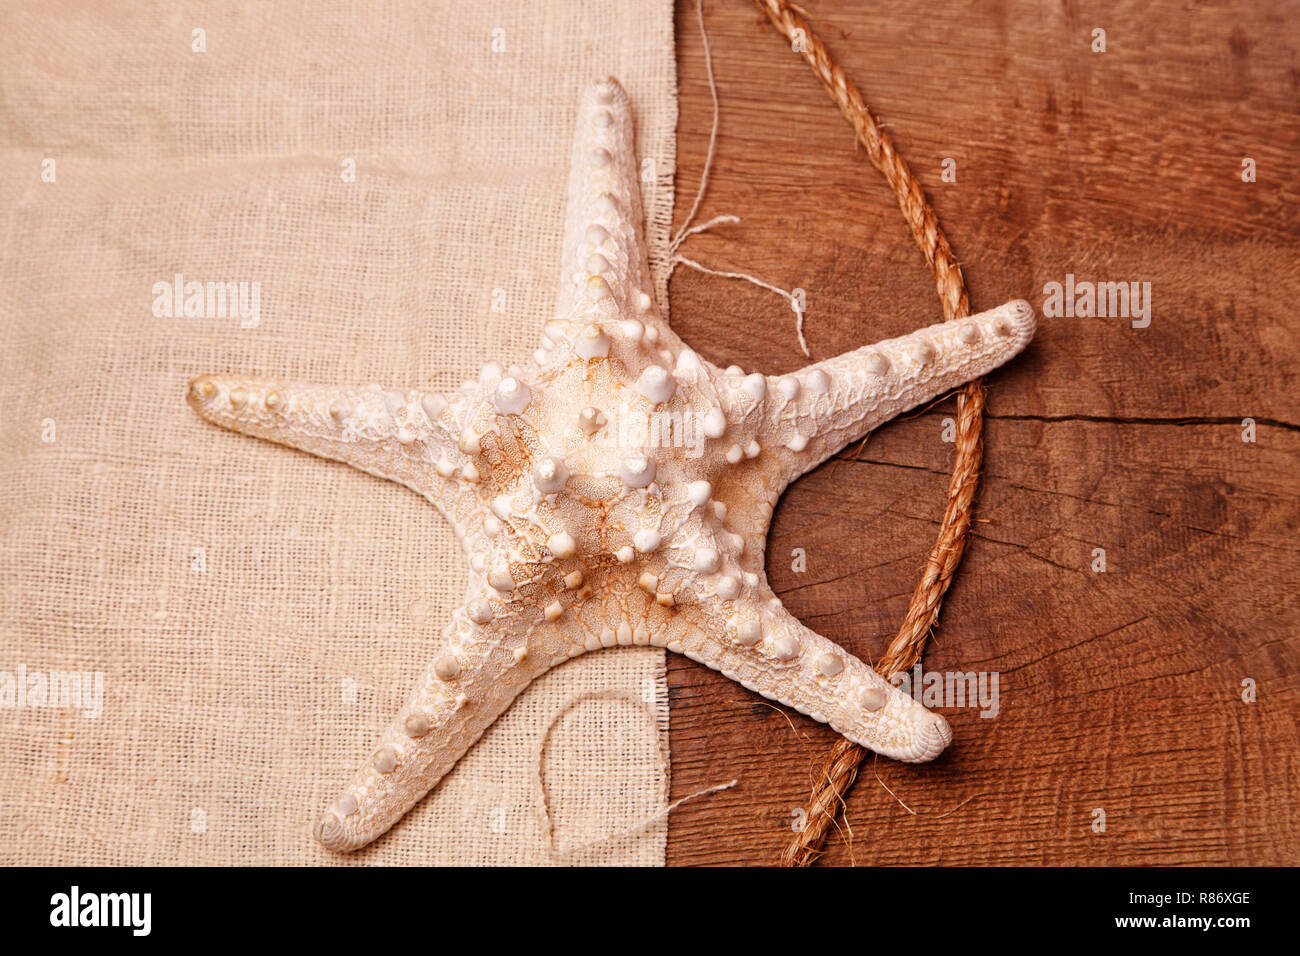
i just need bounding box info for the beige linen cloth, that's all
[0,0,676,864]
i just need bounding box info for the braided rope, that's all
[745,0,988,867]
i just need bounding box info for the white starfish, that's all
[188,78,1036,851]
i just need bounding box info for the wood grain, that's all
[664,0,1300,865]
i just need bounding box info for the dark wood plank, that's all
[665,0,1300,865]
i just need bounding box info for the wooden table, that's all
[664,0,1300,865]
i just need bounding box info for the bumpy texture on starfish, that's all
[189,78,1036,851]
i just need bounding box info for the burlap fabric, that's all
[0,0,676,865]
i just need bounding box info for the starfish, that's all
[188,78,1036,852]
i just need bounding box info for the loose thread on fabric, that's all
[530,689,737,864]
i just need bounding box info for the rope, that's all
[744,0,988,867]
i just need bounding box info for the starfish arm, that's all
[747,299,1036,484]
[187,375,465,503]
[555,79,656,320]
[314,597,588,852]
[540,78,682,368]
[677,597,951,763]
